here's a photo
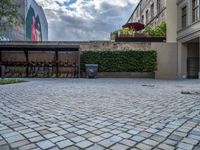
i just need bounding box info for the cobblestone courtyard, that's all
[0,79,200,150]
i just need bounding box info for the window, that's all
[182,6,187,28]
[151,3,154,19]
[157,0,161,13]
[142,15,144,24]
[192,0,200,22]
[146,10,149,24]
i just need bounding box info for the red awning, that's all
[122,22,145,31]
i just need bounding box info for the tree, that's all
[0,0,19,35]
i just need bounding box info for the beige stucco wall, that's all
[151,42,178,79]
[1,41,181,79]
[166,0,177,43]
[79,42,151,51]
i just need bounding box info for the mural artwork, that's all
[26,6,42,41]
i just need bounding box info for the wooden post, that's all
[55,50,59,78]
[78,48,80,78]
[24,50,29,77]
[0,51,2,63]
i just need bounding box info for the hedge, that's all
[81,51,157,72]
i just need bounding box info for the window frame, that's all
[146,10,149,24]
[151,3,154,20]
[181,6,187,28]
[141,15,144,24]
[157,0,161,13]
[192,0,200,22]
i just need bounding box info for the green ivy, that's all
[145,22,166,37]
[81,51,157,72]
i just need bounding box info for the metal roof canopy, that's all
[0,41,80,51]
[0,42,81,78]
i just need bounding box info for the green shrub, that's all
[145,22,166,37]
[117,28,135,35]
[0,79,27,85]
[81,51,157,72]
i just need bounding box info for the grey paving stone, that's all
[5,134,25,143]
[10,140,30,149]
[99,139,115,148]
[158,143,175,150]
[146,128,159,133]
[109,135,122,142]
[18,143,37,150]
[24,132,40,138]
[120,139,136,147]
[110,143,129,150]
[150,135,166,142]
[187,134,200,141]
[48,147,60,150]
[168,134,183,141]
[138,132,152,138]
[82,133,96,138]
[64,133,78,139]
[56,140,74,149]
[157,131,170,137]
[100,133,113,138]
[136,143,153,150]
[0,145,11,150]
[70,136,85,143]
[89,136,104,142]
[1,79,200,150]
[177,142,194,150]
[86,144,104,150]
[181,137,199,145]
[0,140,7,146]
[38,130,51,135]
[118,132,132,138]
[76,140,93,149]
[50,136,66,143]
[164,139,178,146]
[2,132,19,138]
[37,140,55,149]
[43,133,57,138]
[66,127,79,132]
[29,136,44,142]
[75,130,88,135]
[56,129,68,135]
[128,130,139,135]
[131,135,145,142]
[63,146,80,150]
[143,139,159,146]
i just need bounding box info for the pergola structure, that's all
[0,42,80,78]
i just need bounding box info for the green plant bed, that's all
[0,79,27,85]
[81,50,157,72]
[145,22,166,37]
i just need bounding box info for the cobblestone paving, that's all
[0,79,200,150]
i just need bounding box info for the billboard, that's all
[25,0,48,41]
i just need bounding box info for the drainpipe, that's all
[199,37,200,79]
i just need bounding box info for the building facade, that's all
[1,0,48,41]
[177,0,200,79]
[128,0,200,79]
[128,0,177,43]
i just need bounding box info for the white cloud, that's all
[35,0,139,41]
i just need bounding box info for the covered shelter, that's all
[0,42,80,78]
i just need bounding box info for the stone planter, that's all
[82,72,155,78]
[97,72,155,78]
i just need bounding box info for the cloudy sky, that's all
[35,0,139,41]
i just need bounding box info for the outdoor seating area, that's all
[0,42,80,78]
[111,22,167,42]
